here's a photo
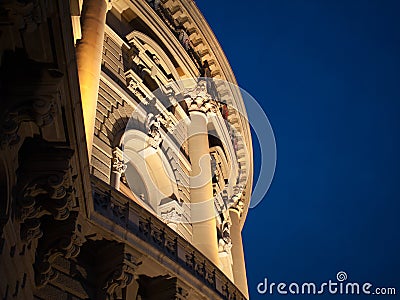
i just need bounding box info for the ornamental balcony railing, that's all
[91,175,246,300]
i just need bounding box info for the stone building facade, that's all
[0,0,253,299]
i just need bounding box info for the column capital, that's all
[185,79,218,114]
[112,147,127,175]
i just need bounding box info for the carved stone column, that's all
[185,80,220,267]
[75,0,112,158]
[229,206,249,298]
[111,147,127,190]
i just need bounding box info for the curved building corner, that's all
[0,0,253,299]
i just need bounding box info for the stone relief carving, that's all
[0,51,63,148]
[184,251,216,288]
[185,79,218,114]
[145,113,163,148]
[93,188,128,228]
[222,281,239,300]
[138,216,178,257]
[160,208,182,223]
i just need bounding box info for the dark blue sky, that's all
[197,1,400,299]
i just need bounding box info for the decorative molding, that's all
[158,197,184,224]
[229,198,245,218]
[160,207,182,224]
[138,216,178,258]
[222,281,240,300]
[93,187,128,228]
[125,69,147,101]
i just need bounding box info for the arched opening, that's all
[114,129,179,217]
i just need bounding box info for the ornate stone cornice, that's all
[228,187,246,217]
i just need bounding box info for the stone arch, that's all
[103,99,136,145]
[121,129,179,213]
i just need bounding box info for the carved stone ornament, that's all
[218,218,232,254]
[95,242,142,300]
[222,281,239,300]
[160,208,182,223]
[14,136,74,242]
[0,50,63,148]
[145,113,163,148]
[34,212,85,287]
[184,251,216,288]
[159,198,184,224]
[126,75,146,101]
[228,188,246,217]
[138,216,178,257]
[1,0,46,33]
[112,148,127,175]
[185,79,218,114]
